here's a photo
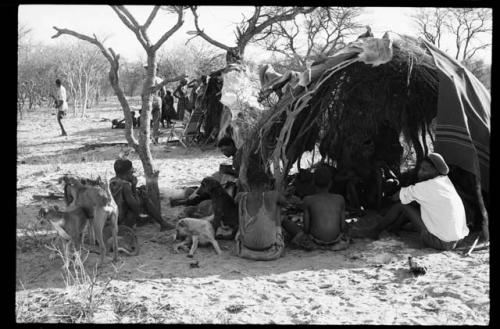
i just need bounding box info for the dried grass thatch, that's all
[240,35,440,189]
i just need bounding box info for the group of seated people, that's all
[110,135,470,261]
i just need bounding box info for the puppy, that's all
[196,177,238,239]
[173,216,222,257]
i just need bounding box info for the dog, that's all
[38,205,91,261]
[60,175,102,206]
[38,207,139,259]
[173,216,222,257]
[62,176,119,266]
[195,177,238,239]
[103,224,140,256]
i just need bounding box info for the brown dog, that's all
[63,176,119,266]
[173,216,222,257]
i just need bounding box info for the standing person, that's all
[374,153,469,250]
[187,77,203,111]
[282,166,349,251]
[173,78,188,121]
[194,75,208,112]
[54,79,68,136]
[144,65,165,144]
[161,90,175,128]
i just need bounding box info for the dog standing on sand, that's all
[39,206,139,259]
[173,216,222,257]
[62,176,119,266]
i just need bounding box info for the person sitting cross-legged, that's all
[282,166,350,251]
[109,159,174,232]
[234,171,287,261]
[373,153,469,250]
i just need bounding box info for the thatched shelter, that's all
[238,33,490,221]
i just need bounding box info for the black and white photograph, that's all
[16,5,490,324]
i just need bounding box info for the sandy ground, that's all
[16,102,490,324]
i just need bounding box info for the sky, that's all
[18,5,492,64]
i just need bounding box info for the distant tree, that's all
[258,7,363,70]
[120,61,145,97]
[412,8,492,62]
[411,8,449,48]
[157,43,225,91]
[446,8,492,62]
[52,5,187,216]
[187,6,316,65]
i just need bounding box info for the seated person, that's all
[234,171,286,261]
[111,118,126,129]
[282,166,349,251]
[373,153,469,250]
[109,159,173,231]
[217,136,241,177]
[335,141,398,214]
[170,136,241,207]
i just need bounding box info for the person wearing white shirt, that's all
[375,152,469,250]
[143,65,165,144]
[55,79,68,136]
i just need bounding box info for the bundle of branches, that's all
[240,35,440,189]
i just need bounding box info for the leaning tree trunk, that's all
[107,58,162,215]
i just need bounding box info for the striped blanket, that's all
[424,41,490,192]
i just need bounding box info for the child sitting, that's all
[234,171,287,260]
[282,166,349,251]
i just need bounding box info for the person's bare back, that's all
[303,192,345,243]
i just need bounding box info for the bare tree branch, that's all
[143,6,160,30]
[52,27,115,66]
[189,6,232,51]
[236,6,316,51]
[465,43,491,61]
[189,6,316,62]
[152,6,184,52]
[151,74,188,93]
[111,6,149,50]
[52,26,139,148]
[257,7,362,70]
[116,5,140,28]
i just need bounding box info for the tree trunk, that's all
[108,61,163,219]
[139,57,162,215]
[82,79,89,117]
[95,89,99,106]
